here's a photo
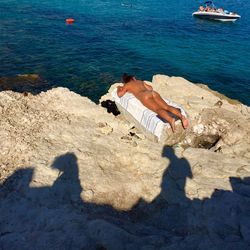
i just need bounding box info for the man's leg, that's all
[156,108,176,132]
[141,97,176,132]
[152,91,189,129]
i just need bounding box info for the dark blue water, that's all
[0,0,249,104]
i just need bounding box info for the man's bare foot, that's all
[169,118,176,133]
[181,115,189,129]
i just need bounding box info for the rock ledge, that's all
[0,75,249,249]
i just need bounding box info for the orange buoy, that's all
[66,18,74,24]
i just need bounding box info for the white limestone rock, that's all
[0,75,250,249]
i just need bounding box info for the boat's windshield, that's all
[204,1,216,9]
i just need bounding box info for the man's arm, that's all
[143,82,153,91]
[117,85,127,97]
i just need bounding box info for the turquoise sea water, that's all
[0,0,250,104]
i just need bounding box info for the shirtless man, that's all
[117,73,189,132]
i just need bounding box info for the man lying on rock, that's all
[117,73,189,132]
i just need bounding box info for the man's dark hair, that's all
[122,73,134,83]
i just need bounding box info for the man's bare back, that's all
[117,74,189,132]
[118,78,152,99]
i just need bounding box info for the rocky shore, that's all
[0,74,250,249]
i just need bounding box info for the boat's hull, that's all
[192,11,241,22]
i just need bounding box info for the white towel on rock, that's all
[111,88,187,140]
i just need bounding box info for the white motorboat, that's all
[192,11,241,22]
[192,1,241,22]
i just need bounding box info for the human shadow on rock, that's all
[1,149,250,249]
[22,153,84,209]
[127,146,193,238]
[50,153,83,207]
[0,153,88,250]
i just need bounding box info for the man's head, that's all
[122,73,135,83]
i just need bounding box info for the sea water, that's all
[0,0,249,104]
